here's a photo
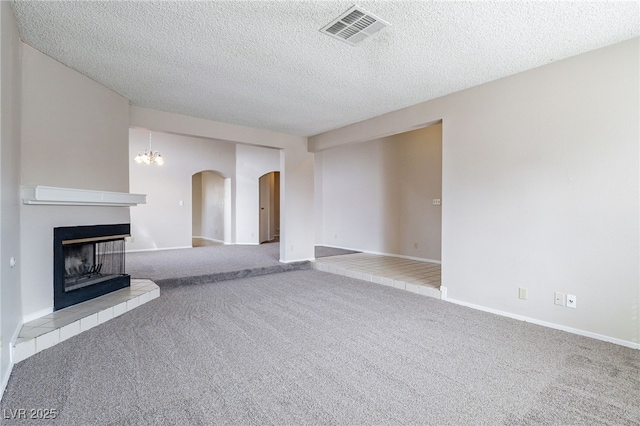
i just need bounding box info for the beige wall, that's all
[318,124,442,261]
[19,45,131,319]
[0,1,22,392]
[310,38,640,347]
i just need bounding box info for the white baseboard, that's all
[439,286,448,299]
[1,321,23,400]
[280,257,315,264]
[444,297,640,350]
[126,245,192,253]
[1,357,13,401]
[317,244,441,264]
[23,307,53,324]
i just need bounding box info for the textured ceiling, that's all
[11,1,639,136]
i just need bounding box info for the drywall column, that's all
[224,178,232,244]
[314,152,324,245]
[279,146,315,262]
[192,173,203,237]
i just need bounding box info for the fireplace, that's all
[54,224,131,311]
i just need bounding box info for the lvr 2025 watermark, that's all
[3,408,58,420]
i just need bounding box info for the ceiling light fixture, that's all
[134,132,164,165]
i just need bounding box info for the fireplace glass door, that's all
[54,224,131,311]
[63,239,125,292]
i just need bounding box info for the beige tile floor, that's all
[313,253,442,299]
[13,279,159,364]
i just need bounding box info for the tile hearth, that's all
[13,279,159,364]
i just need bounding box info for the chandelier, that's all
[134,132,165,165]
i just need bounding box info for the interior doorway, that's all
[192,170,230,247]
[259,171,280,244]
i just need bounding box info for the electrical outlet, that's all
[519,287,528,300]
[433,199,441,206]
[554,292,565,306]
[566,294,577,308]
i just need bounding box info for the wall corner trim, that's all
[21,186,146,207]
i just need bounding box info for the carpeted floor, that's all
[2,269,639,425]
[126,244,358,285]
[314,245,360,258]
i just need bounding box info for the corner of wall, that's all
[0,0,23,400]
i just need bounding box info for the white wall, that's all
[235,144,280,244]
[130,107,315,262]
[318,124,442,261]
[20,44,131,320]
[0,1,22,393]
[128,129,235,251]
[309,38,640,347]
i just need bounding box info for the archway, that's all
[192,170,231,247]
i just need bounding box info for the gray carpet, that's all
[2,270,639,425]
[126,244,357,285]
[314,246,360,258]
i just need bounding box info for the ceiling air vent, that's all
[320,5,390,46]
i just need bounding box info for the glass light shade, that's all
[134,132,164,165]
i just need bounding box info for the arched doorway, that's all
[192,170,230,247]
[259,171,280,244]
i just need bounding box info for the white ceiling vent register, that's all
[320,5,390,46]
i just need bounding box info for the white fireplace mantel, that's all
[21,185,146,207]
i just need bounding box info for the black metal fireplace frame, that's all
[54,224,131,311]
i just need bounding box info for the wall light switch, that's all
[566,294,577,308]
[433,199,441,206]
